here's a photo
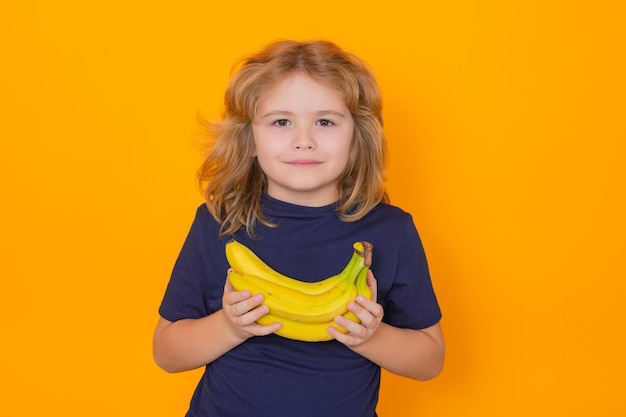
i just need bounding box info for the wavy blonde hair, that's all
[197,40,389,236]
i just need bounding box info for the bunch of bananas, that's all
[225,240,373,342]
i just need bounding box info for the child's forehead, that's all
[257,74,347,107]
[267,73,335,90]
[260,73,346,100]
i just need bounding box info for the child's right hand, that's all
[222,272,282,340]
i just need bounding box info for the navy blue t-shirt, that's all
[159,194,441,417]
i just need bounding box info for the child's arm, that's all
[330,271,445,381]
[153,280,281,373]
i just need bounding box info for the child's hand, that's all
[222,271,282,340]
[329,270,384,347]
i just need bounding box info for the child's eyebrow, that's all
[315,110,348,118]
[259,110,295,119]
[259,110,348,119]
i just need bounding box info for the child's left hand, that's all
[329,269,384,347]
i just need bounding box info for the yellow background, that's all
[2,1,624,416]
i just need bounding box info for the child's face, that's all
[252,73,354,207]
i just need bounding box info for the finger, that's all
[224,276,235,292]
[232,293,266,317]
[347,299,383,330]
[327,324,348,342]
[331,317,368,346]
[239,305,282,336]
[334,311,365,334]
[238,302,269,324]
[249,319,282,337]
[224,275,253,305]
[347,301,371,327]
[224,287,252,306]
[356,295,384,320]
[366,270,377,303]
[254,324,282,337]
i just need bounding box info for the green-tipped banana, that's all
[225,241,373,342]
[354,263,372,300]
[225,241,372,295]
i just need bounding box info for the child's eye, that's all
[317,119,334,127]
[273,119,290,127]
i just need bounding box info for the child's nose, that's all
[293,127,315,150]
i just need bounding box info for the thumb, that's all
[366,269,377,303]
[224,269,235,291]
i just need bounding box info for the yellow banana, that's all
[224,240,373,342]
[227,270,359,323]
[225,240,372,295]
[257,311,360,342]
[354,262,373,300]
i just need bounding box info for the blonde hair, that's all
[197,40,389,236]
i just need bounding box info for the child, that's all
[153,40,444,417]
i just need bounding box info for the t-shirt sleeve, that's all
[158,206,213,322]
[383,216,442,330]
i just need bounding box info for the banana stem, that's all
[357,241,373,267]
